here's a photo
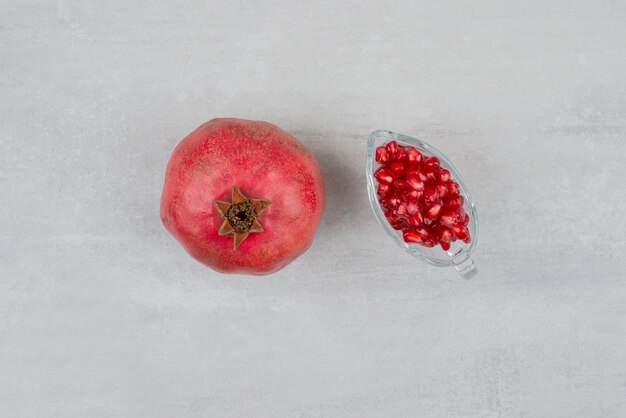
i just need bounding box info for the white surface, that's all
[2,1,626,417]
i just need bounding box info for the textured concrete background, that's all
[2,1,626,417]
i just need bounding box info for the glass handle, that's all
[453,257,477,279]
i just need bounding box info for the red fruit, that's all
[423,166,438,182]
[377,183,391,197]
[425,203,442,220]
[389,219,404,230]
[406,200,422,215]
[423,156,440,169]
[439,209,460,227]
[462,211,470,225]
[404,189,423,200]
[392,179,406,193]
[423,186,440,204]
[387,195,402,208]
[439,241,451,251]
[396,202,408,216]
[161,118,325,275]
[447,182,460,195]
[374,167,395,184]
[435,225,455,242]
[439,168,450,182]
[375,146,389,163]
[445,194,464,209]
[403,229,424,244]
[436,182,448,199]
[405,174,425,191]
[389,161,407,176]
[453,225,470,242]
[393,146,407,161]
[406,147,423,165]
[386,141,398,156]
[415,227,437,247]
[407,212,423,227]
[405,168,421,176]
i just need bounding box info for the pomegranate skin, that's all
[160,118,325,275]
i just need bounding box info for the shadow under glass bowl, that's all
[366,130,479,278]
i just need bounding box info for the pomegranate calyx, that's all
[213,186,271,250]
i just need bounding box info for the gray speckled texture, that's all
[1,1,626,417]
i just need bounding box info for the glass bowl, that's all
[366,130,478,278]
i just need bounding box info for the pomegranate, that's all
[373,141,471,251]
[160,118,325,275]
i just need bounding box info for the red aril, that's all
[375,146,389,163]
[377,183,391,197]
[439,210,460,227]
[407,212,423,227]
[405,174,425,191]
[389,161,407,176]
[392,179,406,193]
[406,200,422,215]
[436,182,448,199]
[404,189,423,201]
[403,229,424,244]
[423,186,440,204]
[425,203,442,220]
[406,148,423,165]
[386,141,398,156]
[393,146,407,161]
[374,167,395,184]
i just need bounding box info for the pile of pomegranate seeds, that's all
[373,140,471,251]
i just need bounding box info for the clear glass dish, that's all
[366,130,479,278]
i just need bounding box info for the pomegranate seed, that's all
[404,189,423,200]
[423,156,440,169]
[462,212,470,225]
[406,147,423,165]
[445,194,464,209]
[426,203,442,220]
[389,161,407,176]
[439,168,450,182]
[423,186,440,204]
[439,241,451,251]
[407,212,423,227]
[436,182,448,199]
[387,195,402,208]
[421,237,436,247]
[396,202,408,216]
[452,225,469,241]
[392,179,406,192]
[406,200,422,215]
[424,166,438,182]
[439,210,460,227]
[375,146,389,163]
[405,168,420,176]
[405,174,425,191]
[435,225,454,242]
[386,141,398,156]
[389,219,404,230]
[418,171,428,181]
[447,182,460,195]
[403,229,423,244]
[374,167,395,184]
[377,183,391,197]
[394,146,407,161]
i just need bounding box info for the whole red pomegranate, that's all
[161,118,325,275]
